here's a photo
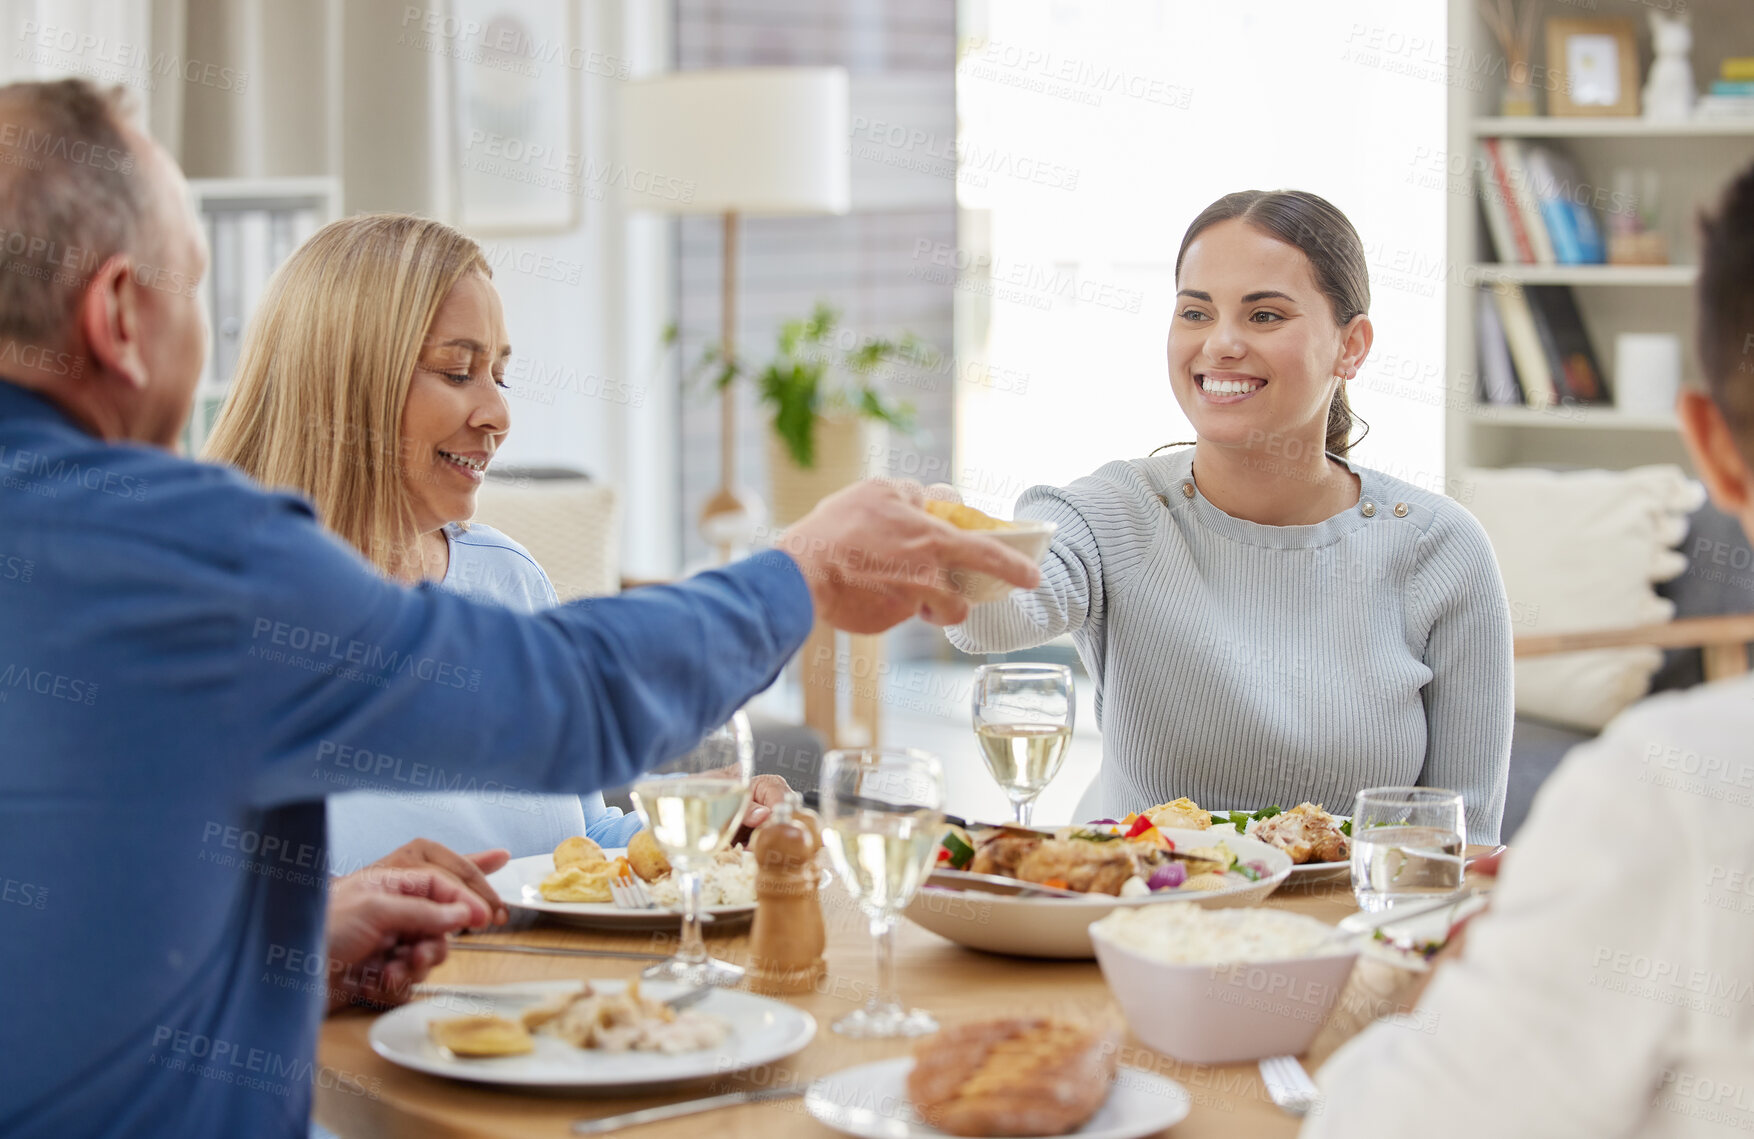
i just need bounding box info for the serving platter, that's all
[905,827,1293,959]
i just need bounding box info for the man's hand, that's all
[734,773,793,843]
[778,479,1042,633]
[368,838,511,927]
[324,865,484,1012]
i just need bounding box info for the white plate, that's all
[805,1056,1191,1139]
[904,828,1292,959]
[369,979,814,1091]
[486,851,755,931]
[1208,814,1352,882]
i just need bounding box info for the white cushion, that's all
[1461,465,1704,732]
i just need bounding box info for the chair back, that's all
[472,469,620,601]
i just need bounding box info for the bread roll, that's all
[626,829,672,882]
[907,1019,1117,1136]
[553,835,605,869]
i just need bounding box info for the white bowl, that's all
[903,827,1292,959]
[951,520,1055,603]
[1089,910,1359,1064]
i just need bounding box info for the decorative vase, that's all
[1501,73,1537,116]
[766,415,883,528]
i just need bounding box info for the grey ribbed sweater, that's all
[947,450,1513,843]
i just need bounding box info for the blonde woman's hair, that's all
[204,214,490,577]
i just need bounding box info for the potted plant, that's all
[676,303,919,526]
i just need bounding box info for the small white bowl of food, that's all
[924,499,1055,604]
[1088,904,1359,1064]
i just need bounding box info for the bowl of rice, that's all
[1089,905,1359,1063]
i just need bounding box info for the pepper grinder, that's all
[746,791,827,994]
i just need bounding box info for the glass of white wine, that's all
[819,747,945,1038]
[972,663,1074,827]
[629,712,754,986]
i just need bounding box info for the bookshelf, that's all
[182,178,342,455]
[1444,0,1754,478]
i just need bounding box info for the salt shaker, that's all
[746,792,827,994]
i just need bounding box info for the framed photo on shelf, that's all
[449,0,581,234]
[1545,17,1640,116]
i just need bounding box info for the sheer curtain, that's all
[955,0,1450,513]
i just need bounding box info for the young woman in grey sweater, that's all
[948,190,1513,843]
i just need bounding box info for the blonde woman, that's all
[205,214,642,865]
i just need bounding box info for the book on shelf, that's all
[1475,282,1610,412]
[1709,80,1754,97]
[1523,285,1610,404]
[1487,281,1556,407]
[1475,286,1523,406]
[1496,139,1555,266]
[1477,139,1606,266]
[1474,141,1520,264]
[1481,138,1535,263]
[1724,58,1754,82]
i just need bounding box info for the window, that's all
[955,0,1449,510]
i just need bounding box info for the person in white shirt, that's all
[1306,161,1754,1139]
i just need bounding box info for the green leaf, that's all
[1340,819,1353,837]
[941,830,975,870]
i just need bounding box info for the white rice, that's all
[1093,904,1336,964]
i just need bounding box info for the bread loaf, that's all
[906,1018,1117,1136]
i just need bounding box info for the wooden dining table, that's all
[316,851,1495,1139]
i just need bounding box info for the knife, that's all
[925,867,1084,898]
[573,1085,806,1134]
[800,790,1054,835]
[445,940,669,962]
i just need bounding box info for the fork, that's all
[610,871,655,910]
[1259,1054,1322,1117]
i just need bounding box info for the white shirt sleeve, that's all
[1304,712,1690,1138]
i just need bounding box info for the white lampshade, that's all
[617,67,850,216]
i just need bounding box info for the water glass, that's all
[1350,786,1466,913]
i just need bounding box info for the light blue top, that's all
[948,450,1513,843]
[324,523,644,866]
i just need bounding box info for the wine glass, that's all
[1350,786,1467,914]
[819,747,945,1038]
[629,712,754,986]
[971,663,1074,827]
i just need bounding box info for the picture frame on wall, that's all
[449,0,582,233]
[1545,17,1640,117]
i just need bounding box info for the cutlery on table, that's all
[800,790,1055,836]
[1259,1055,1321,1117]
[411,981,713,1012]
[609,871,656,910]
[925,867,1085,898]
[445,938,668,962]
[572,1085,806,1134]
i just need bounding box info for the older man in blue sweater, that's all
[0,78,1037,1139]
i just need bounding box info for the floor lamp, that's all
[618,67,851,563]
